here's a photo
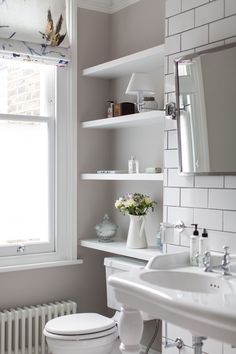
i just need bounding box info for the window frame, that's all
[0,114,55,257]
[0,0,78,270]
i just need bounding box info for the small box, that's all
[145,167,162,173]
[114,102,135,117]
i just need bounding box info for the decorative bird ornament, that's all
[40,9,67,47]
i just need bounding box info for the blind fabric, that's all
[0,0,69,66]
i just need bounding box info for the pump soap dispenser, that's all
[199,228,209,267]
[190,224,199,266]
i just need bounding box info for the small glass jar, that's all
[95,214,118,242]
[128,156,139,173]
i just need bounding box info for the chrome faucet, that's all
[203,251,211,273]
[221,246,231,275]
[203,246,231,276]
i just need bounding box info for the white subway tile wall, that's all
[223,211,236,232]
[164,187,180,206]
[164,0,236,258]
[165,115,177,130]
[181,0,209,12]
[164,149,178,168]
[168,206,194,225]
[167,130,177,149]
[163,168,168,186]
[181,188,208,208]
[169,10,195,35]
[209,189,236,210]
[165,34,181,54]
[195,39,225,52]
[193,208,223,230]
[225,0,236,16]
[164,322,223,354]
[181,25,209,50]
[164,73,175,92]
[210,15,236,42]
[168,169,194,188]
[208,230,236,252]
[225,176,236,188]
[195,176,224,188]
[225,36,236,44]
[195,0,224,27]
[166,0,181,17]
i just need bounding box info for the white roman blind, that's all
[0,0,69,66]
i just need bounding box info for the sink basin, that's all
[140,269,234,294]
[108,252,236,347]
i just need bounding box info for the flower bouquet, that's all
[115,193,156,248]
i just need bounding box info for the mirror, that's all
[175,44,236,175]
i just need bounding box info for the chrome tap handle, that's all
[175,337,184,350]
[164,337,184,350]
[221,246,231,275]
[222,246,230,265]
[203,251,211,272]
[223,245,230,255]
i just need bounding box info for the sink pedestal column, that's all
[119,306,143,354]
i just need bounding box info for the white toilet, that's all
[43,257,146,354]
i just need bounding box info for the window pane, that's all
[0,59,54,117]
[0,119,50,245]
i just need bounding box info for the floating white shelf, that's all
[80,239,162,261]
[82,110,165,129]
[82,45,164,79]
[81,173,163,181]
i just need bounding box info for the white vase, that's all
[126,215,147,249]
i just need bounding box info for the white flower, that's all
[115,200,123,208]
[145,197,152,205]
[126,199,135,207]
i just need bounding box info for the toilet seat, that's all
[44,313,117,341]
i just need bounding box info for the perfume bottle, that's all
[107,101,114,118]
[128,156,139,173]
[156,230,163,252]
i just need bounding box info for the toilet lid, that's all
[45,313,116,336]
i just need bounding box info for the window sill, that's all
[0,259,83,273]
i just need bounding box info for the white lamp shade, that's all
[126,72,155,95]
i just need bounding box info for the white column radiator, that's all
[0,300,77,354]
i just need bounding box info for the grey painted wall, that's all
[108,0,165,245]
[77,8,113,246]
[78,0,165,247]
[0,248,108,314]
[110,0,165,59]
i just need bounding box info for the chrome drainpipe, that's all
[192,336,207,354]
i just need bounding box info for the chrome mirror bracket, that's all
[165,102,177,120]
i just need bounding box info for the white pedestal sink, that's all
[108,252,236,354]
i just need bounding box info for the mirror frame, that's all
[174,43,236,176]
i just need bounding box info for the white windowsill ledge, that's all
[0,259,83,273]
